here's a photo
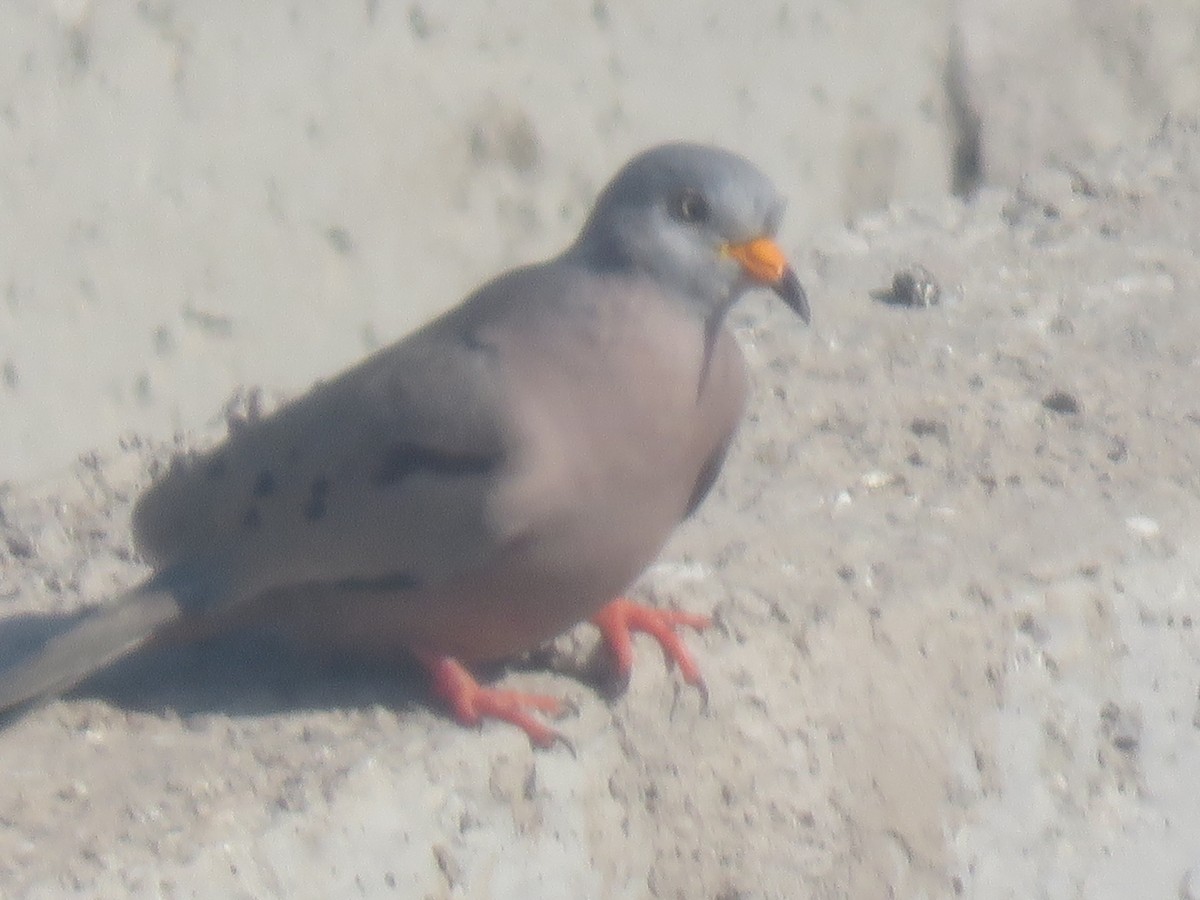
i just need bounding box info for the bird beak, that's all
[724,237,810,324]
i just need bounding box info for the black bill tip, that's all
[774,267,810,325]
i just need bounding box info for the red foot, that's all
[416,651,566,748]
[591,597,711,692]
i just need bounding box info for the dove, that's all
[0,143,809,746]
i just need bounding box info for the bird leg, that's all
[416,597,710,747]
[591,597,711,696]
[416,651,567,748]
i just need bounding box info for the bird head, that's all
[573,143,810,324]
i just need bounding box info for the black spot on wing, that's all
[372,442,499,487]
[253,470,277,497]
[333,571,424,592]
[305,476,330,521]
[205,454,228,479]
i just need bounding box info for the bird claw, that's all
[417,652,569,749]
[415,596,709,748]
[591,597,710,695]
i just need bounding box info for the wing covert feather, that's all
[133,300,519,601]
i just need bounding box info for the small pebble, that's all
[1042,390,1080,415]
[873,265,941,308]
[1124,516,1160,538]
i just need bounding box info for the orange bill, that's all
[725,237,810,323]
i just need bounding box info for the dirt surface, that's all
[3,108,1199,896]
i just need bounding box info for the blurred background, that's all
[1,0,1197,480]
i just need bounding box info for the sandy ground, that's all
[3,4,1200,899]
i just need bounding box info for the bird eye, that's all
[672,188,710,224]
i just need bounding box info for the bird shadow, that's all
[0,608,614,729]
[0,608,429,726]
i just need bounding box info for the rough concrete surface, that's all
[952,0,1200,191]
[1,0,954,482]
[3,3,1200,899]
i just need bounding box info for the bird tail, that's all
[0,578,185,715]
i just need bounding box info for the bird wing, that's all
[0,276,545,714]
[132,279,537,609]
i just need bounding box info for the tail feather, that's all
[0,582,184,714]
